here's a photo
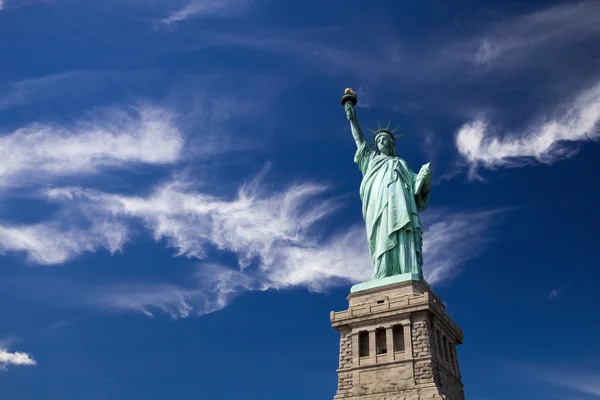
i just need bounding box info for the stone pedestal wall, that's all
[330,280,464,400]
[337,328,354,395]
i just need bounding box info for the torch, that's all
[341,88,358,122]
[341,87,357,107]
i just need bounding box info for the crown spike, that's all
[369,120,406,143]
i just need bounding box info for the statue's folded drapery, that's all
[354,142,431,280]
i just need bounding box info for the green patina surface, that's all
[342,89,432,287]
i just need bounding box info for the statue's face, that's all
[376,134,394,156]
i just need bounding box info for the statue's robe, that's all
[354,141,431,280]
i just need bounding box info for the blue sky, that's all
[0,0,599,399]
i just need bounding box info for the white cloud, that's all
[0,72,78,111]
[84,264,262,318]
[0,105,184,189]
[422,210,498,286]
[193,1,600,97]
[24,167,499,317]
[0,1,4,10]
[74,212,497,318]
[546,286,569,300]
[0,348,36,370]
[265,225,371,292]
[456,81,600,177]
[47,175,497,291]
[532,366,600,398]
[0,71,126,112]
[45,165,343,271]
[161,0,252,25]
[473,1,600,68]
[0,219,128,265]
[552,373,600,397]
[68,208,497,318]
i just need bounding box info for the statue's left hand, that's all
[418,165,432,193]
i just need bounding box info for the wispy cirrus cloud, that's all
[0,105,184,189]
[0,71,131,112]
[0,219,128,265]
[421,210,499,286]
[61,207,498,318]
[0,0,47,12]
[0,347,36,370]
[472,1,600,69]
[44,163,347,273]
[83,263,263,318]
[161,0,253,25]
[0,162,501,317]
[546,285,570,300]
[456,81,600,178]
[530,366,600,398]
[45,214,497,318]
[0,72,86,111]
[199,2,600,85]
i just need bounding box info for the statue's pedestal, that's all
[330,280,465,400]
[350,273,422,293]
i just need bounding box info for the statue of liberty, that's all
[342,89,432,283]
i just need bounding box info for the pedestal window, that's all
[358,331,369,357]
[375,328,387,354]
[393,325,405,352]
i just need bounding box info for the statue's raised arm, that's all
[341,88,365,148]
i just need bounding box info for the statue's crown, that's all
[374,128,396,139]
[370,121,402,141]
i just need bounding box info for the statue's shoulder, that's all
[354,141,375,165]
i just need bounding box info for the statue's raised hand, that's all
[345,102,356,122]
[342,89,364,146]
